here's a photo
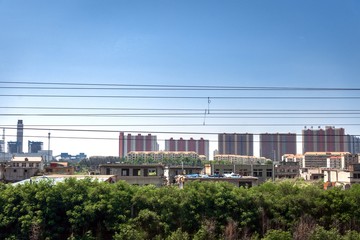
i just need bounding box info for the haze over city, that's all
[1,0,360,158]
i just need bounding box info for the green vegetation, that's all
[1,179,360,239]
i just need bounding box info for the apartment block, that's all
[218,133,253,156]
[165,137,209,160]
[119,132,159,158]
[126,151,202,163]
[302,126,345,154]
[303,152,359,169]
[260,133,297,162]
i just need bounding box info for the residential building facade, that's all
[260,133,297,162]
[126,151,202,163]
[119,132,159,158]
[99,163,166,186]
[302,126,346,154]
[218,133,253,156]
[214,154,270,165]
[282,154,305,168]
[346,135,360,154]
[2,156,44,182]
[165,137,209,160]
[207,164,273,183]
[303,152,359,169]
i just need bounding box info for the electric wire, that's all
[1,81,360,91]
[1,94,360,99]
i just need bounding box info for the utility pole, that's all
[48,132,51,163]
[272,150,276,181]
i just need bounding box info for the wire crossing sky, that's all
[1,0,360,157]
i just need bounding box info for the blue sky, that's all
[0,0,359,157]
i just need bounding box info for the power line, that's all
[1,124,360,127]
[1,114,360,119]
[1,94,360,99]
[2,106,360,112]
[1,81,360,91]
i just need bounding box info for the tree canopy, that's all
[1,179,360,239]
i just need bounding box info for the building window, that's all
[266,169,272,177]
[24,169,28,173]
[13,169,17,172]
[148,168,157,176]
[29,163,34,167]
[106,168,111,175]
[353,173,360,179]
[122,169,130,176]
[253,169,263,177]
[133,169,140,176]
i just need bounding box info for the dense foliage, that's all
[1,179,360,239]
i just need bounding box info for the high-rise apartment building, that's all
[17,120,24,153]
[28,141,43,153]
[218,133,253,156]
[165,137,209,159]
[260,133,297,161]
[119,132,159,158]
[346,135,360,154]
[302,126,345,154]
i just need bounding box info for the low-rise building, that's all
[214,154,270,164]
[205,164,273,183]
[45,162,75,175]
[323,164,360,189]
[99,163,166,186]
[304,152,358,169]
[2,156,44,182]
[300,168,324,181]
[282,154,304,167]
[275,161,300,179]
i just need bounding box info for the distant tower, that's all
[17,120,23,153]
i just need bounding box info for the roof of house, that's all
[12,174,116,185]
[11,156,43,162]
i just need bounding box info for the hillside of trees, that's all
[1,179,360,239]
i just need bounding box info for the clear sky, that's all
[1,0,360,158]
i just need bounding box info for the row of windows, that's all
[106,168,158,177]
[12,163,40,168]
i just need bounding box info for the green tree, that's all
[262,229,292,240]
